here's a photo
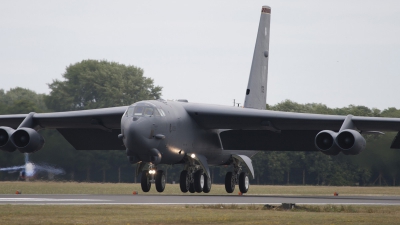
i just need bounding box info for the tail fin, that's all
[244,6,271,110]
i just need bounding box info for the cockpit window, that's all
[126,104,164,117]
[126,107,134,117]
[144,107,154,116]
[134,106,145,116]
[153,108,161,116]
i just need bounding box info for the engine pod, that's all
[315,130,340,155]
[335,129,366,155]
[0,126,17,152]
[11,128,45,153]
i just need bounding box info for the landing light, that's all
[191,154,196,159]
[149,169,156,175]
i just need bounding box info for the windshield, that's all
[126,104,164,117]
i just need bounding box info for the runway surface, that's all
[1,194,400,205]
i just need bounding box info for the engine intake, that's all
[11,128,45,153]
[0,127,17,152]
[315,130,340,155]
[335,129,366,155]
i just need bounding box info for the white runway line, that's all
[0,198,110,202]
[1,202,400,206]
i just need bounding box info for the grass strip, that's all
[1,181,400,195]
[1,205,400,225]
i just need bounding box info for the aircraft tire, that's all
[203,174,212,193]
[141,170,151,192]
[189,182,195,193]
[225,171,235,193]
[179,170,189,193]
[155,170,166,193]
[194,170,204,193]
[238,172,249,193]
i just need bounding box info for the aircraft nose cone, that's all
[123,117,154,153]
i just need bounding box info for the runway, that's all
[1,194,400,205]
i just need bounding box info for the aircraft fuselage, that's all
[121,100,256,166]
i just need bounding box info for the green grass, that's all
[2,182,400,224]
[0,205,400,225]
[1,181,400,195]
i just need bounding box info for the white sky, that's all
[1,1,399,110]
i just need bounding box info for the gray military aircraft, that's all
[1,6,400,194]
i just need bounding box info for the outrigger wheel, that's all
[141,170,151,192]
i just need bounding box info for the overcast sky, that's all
[1,1,399,110]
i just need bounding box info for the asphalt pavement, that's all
[1,194,400,205]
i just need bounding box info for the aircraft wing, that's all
[183,103,400,151]
[0,106,128,150]
[183,103,400,131]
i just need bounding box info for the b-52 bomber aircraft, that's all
[1,6,400,194]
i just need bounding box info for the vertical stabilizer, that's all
[244,6,271,110]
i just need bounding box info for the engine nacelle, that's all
[335,129,366,155]
[315,130,341,155]
[10,128,45,153]
[0,127,17,152]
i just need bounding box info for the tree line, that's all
[1,59,400,186]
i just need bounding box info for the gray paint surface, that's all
[244,6,270,110]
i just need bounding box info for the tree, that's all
[0,87,48,114]
[45,60,162,111]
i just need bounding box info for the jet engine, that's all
[0,126,17,152]
[336,129,366,155]
[315,130,341,155]
[11,128,45,153]
[315,129,366,155]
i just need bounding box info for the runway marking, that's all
[0,198,110,202]
[1,202,400,206]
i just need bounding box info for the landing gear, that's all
[225,171,235,193]
[189,183,196,193]
[224,155,253,193]
[179,154,212,194]
[179,170,189,193]
[238,172,249,193]
[203,173,212,193]
[155,170,166,192]
[139,164,166,193]
[194,170,204,193]
[141,170,151,192]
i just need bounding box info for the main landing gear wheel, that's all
[155,170,166,193]
[225,171,235,193]
[194,170,204,193]
[203,173,212,193]
[189,182,195,193]
[238,172,249,193]
[180,170,189,193]
[141,170,151,192]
